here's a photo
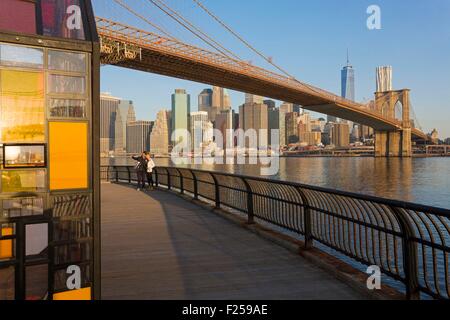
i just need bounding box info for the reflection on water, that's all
[102,156,450,209]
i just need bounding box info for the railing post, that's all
[242,178,255,224]
[177,168,184,194]
[114,166,119,182]
[106,166,110,181]
[192,170,198,200]
[391,206,420,300]
[210,173,220,209]
[155,168,159,188]
[127,166,131,184]
[296,187,313,249]
[167,168,172,190]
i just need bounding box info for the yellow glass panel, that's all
[1,170,46,193]
[0,227,13,259]
[49,122,88,190]
[0,70,45,143]
[53,287,91,300]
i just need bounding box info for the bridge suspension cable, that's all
[112,0,177,40]
[191,0,296,79]
[146,0,241,60]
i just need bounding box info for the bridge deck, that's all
[101,183,365,300]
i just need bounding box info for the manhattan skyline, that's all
[94,0,450,138]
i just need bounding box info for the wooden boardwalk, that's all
[101,183,364,300]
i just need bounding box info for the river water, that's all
[102,156,450,209]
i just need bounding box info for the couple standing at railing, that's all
[132,151,156,191]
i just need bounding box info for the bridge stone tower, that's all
[374,89,412,157]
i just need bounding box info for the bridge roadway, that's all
[101,183,364,300]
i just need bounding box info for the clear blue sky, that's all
[93,0,450,138]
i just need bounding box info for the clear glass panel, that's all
[54,242,91,265]
[3,198,44,218]
[49,99,86,118]
[48,50,86,73]
[41,0,86,40]
[4,145,46,168]
[0,44,44,69]
[0,0,37,35]
[26,224,48,257]
[0,266,15,300]
[0,70,45,143]
[1,170,46,193]
[48,74,86,94]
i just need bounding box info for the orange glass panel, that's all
[0,228,13,259]
[49,122,88,190]
[53,287,91,300]
[0,70,45,143]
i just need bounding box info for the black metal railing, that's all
[101,165,450,300]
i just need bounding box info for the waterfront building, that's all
[210,86,232,123]
[127,120,154,154]
[332,122,350,147]
[171,89,191,145]
[150,110,170,155]
[100,93,121,155]
[430,129,439,144]
[117,100,135,153]
[285,112,299,144]
[268,106,280,146]
[198,88,213,118]
[215,109,236,150]
[239,101,268,148]
[190,111,212,151]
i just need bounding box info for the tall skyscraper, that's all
[268,106,280,146]
[126,120,154,154]
[245,93,264,105]
[332,123,350,148]
[100,93,121,155]
[171,89,191,145]
[263,99,276,110]
[215,109,236,150]
[341,53,355,101]
[189,111,212,151]
[117,100,135,153]
[150,110,170,155]
[210,86,231,123]
[376,66,393,92]
[198,88,213,118]
[285,112,299,144]
[239,102,268,148]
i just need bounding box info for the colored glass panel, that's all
[0,0,37,35]
[49,122,88,190]
[0,227,13,259]
[1,170,46,193]
[41,0,86,40]
[0,44,44,69]
[48,74,86,94]
[48,50,86,73]
[0,70,45,143]
[53,287,91,300]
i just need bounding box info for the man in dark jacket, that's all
[132,151,148,191]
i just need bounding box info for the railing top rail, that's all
[103,165,450,216]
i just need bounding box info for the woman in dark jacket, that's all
[132,152,148,191]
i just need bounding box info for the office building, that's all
[171,89,191,145]
[117,100,135,152]
[268,106,280,146]
[280,102,293,114]
[215,109,236,150]
[264,99,276,110]
[150,110,170,155]
[127,120,154,154]
[100,93,121,155]
[376,66,393,92]
[285,112,299,144]
[210,86,231,123]
[245,93,264,105]
[198,88,213,117]
[332,122,350,148]
[239,102,268,148]
[190,111,213,150]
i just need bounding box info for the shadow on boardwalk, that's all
[101,183,364,300]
